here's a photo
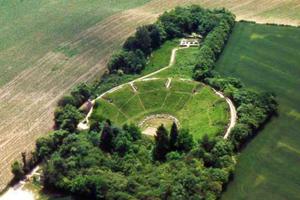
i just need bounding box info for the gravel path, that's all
[212,89,237,139]
[2,44,237,200]
[78,47,187,130]
[78,46,237,140]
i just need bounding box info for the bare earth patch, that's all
[139,114,180,136]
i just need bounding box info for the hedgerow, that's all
[192,13,277,150]
[12,5,277,200]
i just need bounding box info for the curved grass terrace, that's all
[90,78,230,140]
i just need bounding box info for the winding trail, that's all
[1,44,237,200]
[212,89,237,139]
[1,0,300,194]
[78,47,187,130]
[78,46,237,140]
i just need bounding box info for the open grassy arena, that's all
[91,78,229,140]
[1,0,300,194]
[215,22,300,200]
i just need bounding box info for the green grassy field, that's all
[91,79,229,140]
[2,0,300,196]
[153,47,199,79]
[215,22,300,200]
[142,39,179,75]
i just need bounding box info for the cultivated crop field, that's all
[1,0,300,192]
[216,22,300,200]
[91,79,229,140]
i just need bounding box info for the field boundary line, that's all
[161,92,171,108]
[136,94,147,111]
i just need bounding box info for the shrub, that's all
[108,50,146,74]
[54,104,83,132]
[11,161,25,181]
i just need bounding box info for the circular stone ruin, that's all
[138,114,180,136]
[89,78,230,140]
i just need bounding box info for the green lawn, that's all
[216,22,300,200]
[142,39,179,75]
[104,85,135,108]
[170,79,198,93]
[91,79,229,140]
[152,47,199,79]
[0,0,150,86]
[134,79,167,92]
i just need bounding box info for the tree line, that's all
[108,5,228,74]
[34,120,234,200]
[11,4,278,200]
[191,10,278,150]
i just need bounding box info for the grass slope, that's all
[1,0,300,192]
[2,0,300,194]
[153,47,199,79]
[215,22,300,200]
[142,39,179,75]
[91,79,229,140]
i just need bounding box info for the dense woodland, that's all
[11,5,277,200]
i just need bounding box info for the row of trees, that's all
[108,6,231,75]
[40,120,235,200]
[228,89,277,149]
[99,121,142,156]
[98,121,195,162]
[190,8,278,150]
[54,83,93,132]
[23,7,240,197]
[11,130,70,182]
[11,83,91,181]
[11,4,278,199]
[193,11,235,81]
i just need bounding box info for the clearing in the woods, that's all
[1,0,300,192]
[91,78,229,140]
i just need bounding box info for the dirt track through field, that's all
[1,0,300,191]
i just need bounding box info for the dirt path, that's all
[79,46,237,140]
[78,47,187,129]
[0,166,40,200]
[2,0,298,193]
[212,89,237,139]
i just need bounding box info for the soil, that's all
[139,114,180,136]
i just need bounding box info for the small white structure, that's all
[180,33,202,47]
[78,120,90,130]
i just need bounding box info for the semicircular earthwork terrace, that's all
[90,78,230,139]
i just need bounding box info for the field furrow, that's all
[1,0,300,191]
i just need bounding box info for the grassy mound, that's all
[216,22,300,200]
[91,78,229,139]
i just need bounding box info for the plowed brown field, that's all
[1,0,300,191]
